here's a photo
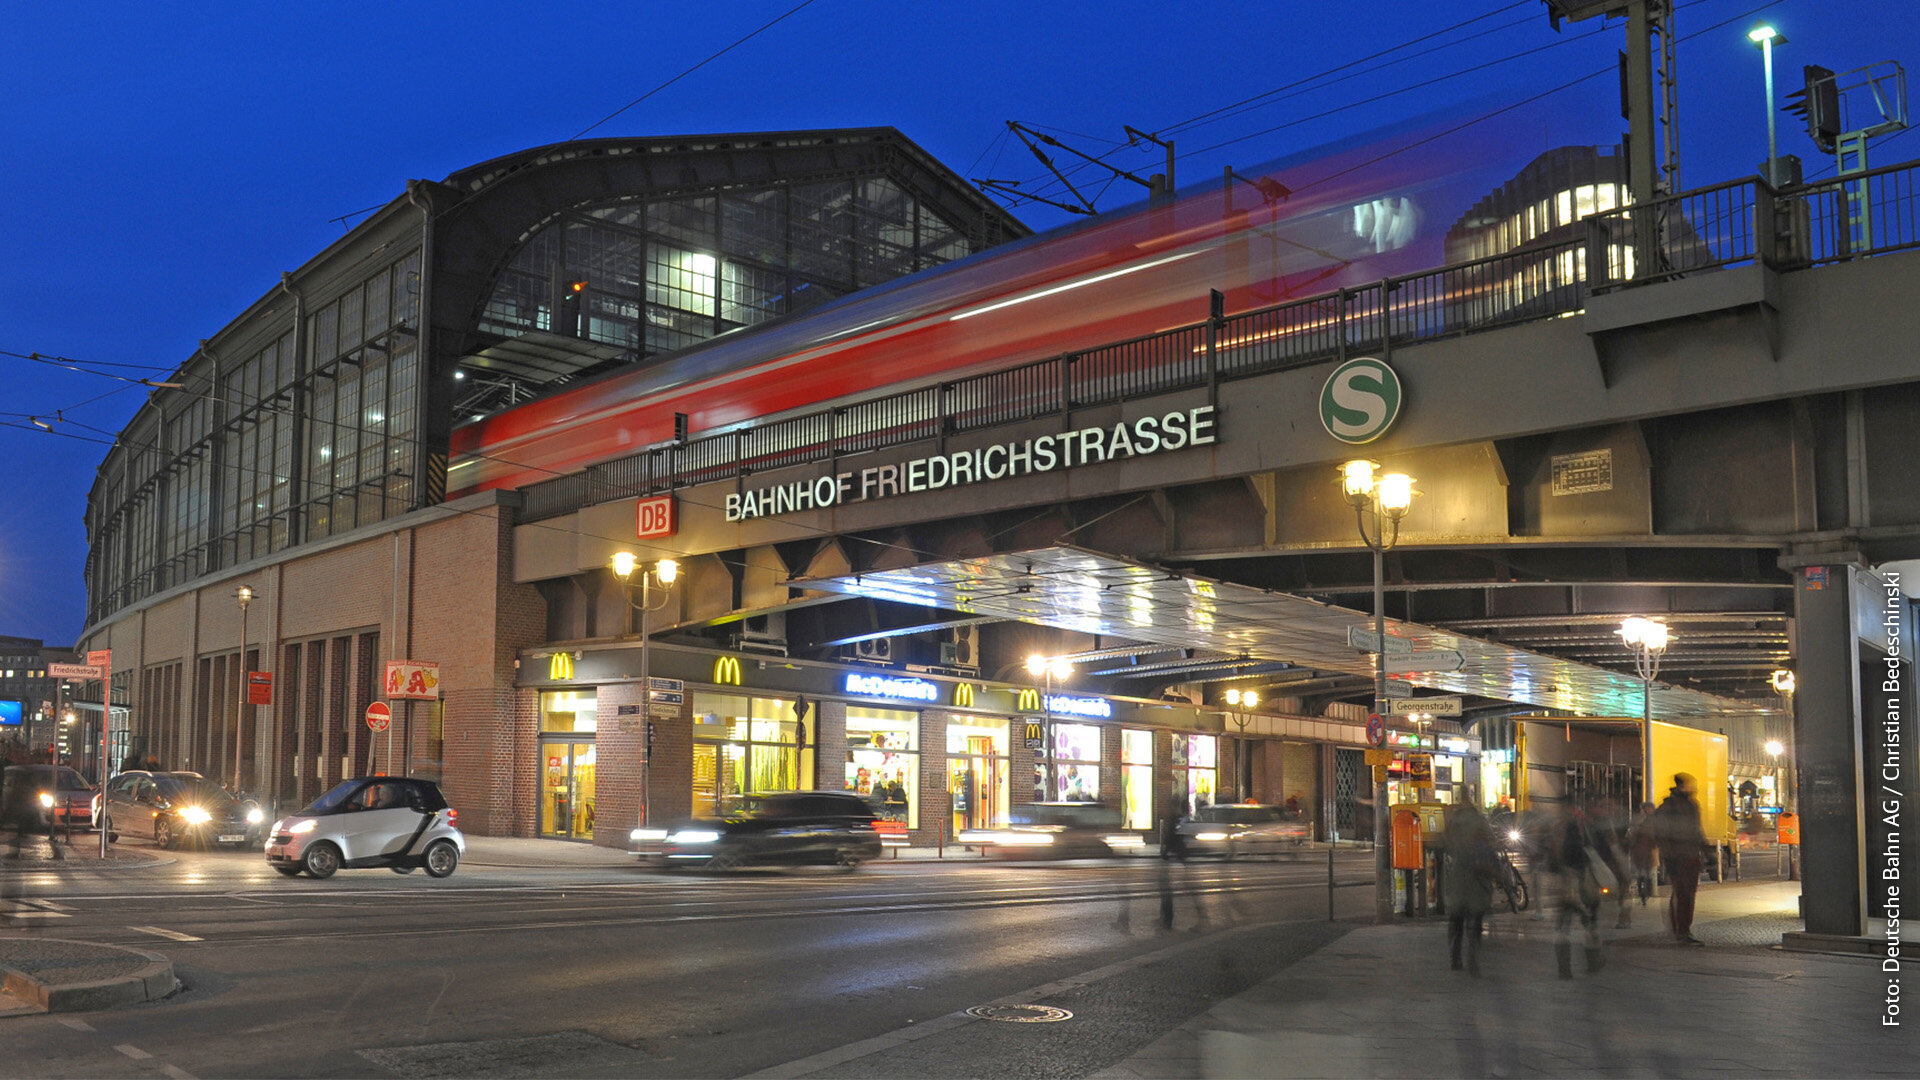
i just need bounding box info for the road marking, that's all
[56,1017,93,1031]
[129,925,202,942]
[114,1045,152,1060]
[160,1065,198,1080]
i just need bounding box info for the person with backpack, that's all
[1442,802,1497,976]
[1653,773,1710,946]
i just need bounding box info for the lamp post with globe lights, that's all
[1770,667,1798,880]
[1342,459,1416,922]
[1618,616,1670,807]
[1223,688,1260,801]
[611,552,679,828]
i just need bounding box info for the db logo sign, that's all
[636,495,676,539]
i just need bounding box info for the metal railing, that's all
[502,161,1920,525]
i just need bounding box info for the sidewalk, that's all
[0,834,161,869]
[1095,879,1906,1079]
[0,938,177,1015]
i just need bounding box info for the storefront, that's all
[1039,722,1102,801]
[846,706,919,827]
[538,690,598,841]
[1172,732,1218,814]
[948,715,1010,835]
[691,692,815,818]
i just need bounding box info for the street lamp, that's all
[233,584,254,792]
[1748,22,1788,187]
[1342,458,1416,923]
[1026,653,1072,799]
[1618,616,1670,807]
[1770,667,1798,880]
[611,552,679,829]
[1223,688,1260,801]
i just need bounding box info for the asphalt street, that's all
[0,844,1374,1078]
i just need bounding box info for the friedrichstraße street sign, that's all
[1347,627,1413,655]
[365,701,392,732]
[48,663,104,680]
[1384,696,1463,717]
[1384,650,1465,674]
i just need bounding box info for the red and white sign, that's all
[365,701,392,732]
[86,649,111,670]
[247,671,274,706]
[384,660,441,701]
[636,495,676,540]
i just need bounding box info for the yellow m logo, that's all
[714,655,743,686]
[548,652,574,681]
[1016,687,1041,712]
[954,683,976,708]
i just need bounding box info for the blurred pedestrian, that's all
[1546,806,1605,977]
[1628,801,1658,909]
[1442,802,1497,975]
[1591,799,1633,928]
[1653,773,1709,946]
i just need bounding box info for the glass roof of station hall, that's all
[799,546,1767,726]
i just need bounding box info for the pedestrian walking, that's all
[1653,773,1709,946]
[1628,801,1658,909]
[1442,802,1497,976]
[1546,806,1606,978]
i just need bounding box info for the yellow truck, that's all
[1513,716,1731,849]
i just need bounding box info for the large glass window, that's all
[947,717,1009,835]
[691,694,813,819]
[1040,723,1102,802]
[1121,729,1154,831]
[539,691,597,733]
[847,707,919,828]
[1172,734,1217,815]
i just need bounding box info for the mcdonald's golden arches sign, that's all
[1016,687,1041,712]
[713,655,743,686]
[953,683,976,708]
[548,652,574,680]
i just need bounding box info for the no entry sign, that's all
[365,701,392,732]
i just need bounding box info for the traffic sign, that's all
[1384,696,1463,717]
[1365,713,1386,747]
[247,671,274,706]
[1384,650,1465,674]
[365,701,392,732]
[48,663,104,680]
[1347,627,1413,655]
[647,677,684,693]
[86,649,112,670]
[647,703,679,720]
[1320,357,1403,445]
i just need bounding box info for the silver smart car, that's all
[266,777,464,879]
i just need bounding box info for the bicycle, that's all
[1494,849,1531,913]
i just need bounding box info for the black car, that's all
[639,791,884,870]
[103,770,265,849]
[0,764,99,831]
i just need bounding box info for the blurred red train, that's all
[450,121,1520,495]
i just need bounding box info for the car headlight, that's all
[668,829,721,845]
[179,806,213,825]
[1195,831,1229,842]
[1508,829,1522,843]
[630,828,669,842]
[288,820,317,834]
[246,807,265,824]
[38,793,54,809]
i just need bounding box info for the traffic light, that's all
[1784,65,1842,154]
[558,277,587,336]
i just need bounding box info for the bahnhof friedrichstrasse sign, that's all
[725,406,1218,522]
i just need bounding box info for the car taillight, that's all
[446,809,457,827]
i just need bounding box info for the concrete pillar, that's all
[1791,561,1868,935]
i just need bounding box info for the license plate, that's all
[218,834,245,843]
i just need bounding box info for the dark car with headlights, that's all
[1,764,99,830]
[634,791,883,870]
[103,770,265,849]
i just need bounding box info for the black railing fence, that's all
[504,160,1920,525]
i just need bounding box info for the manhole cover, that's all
[966,1003,1073,1023]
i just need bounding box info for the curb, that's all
[0,941,178,1015]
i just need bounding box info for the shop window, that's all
[1172,733,1217,815]
[540,691,597,733]
[1121,729,1153,830]
[847,707,918,828]
[1039,722,1101,802]
[692,693,813,818]
[947,716,1009,835]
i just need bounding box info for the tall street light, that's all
[1224,688,1259,802]
[1749,22,1788,186]
[1343,458,1416,923]
[1026,654,1072,799]
[233,584,254,792]
[1771,667,1798,880]
[1618,616,1671,807]
[612,552,679,829]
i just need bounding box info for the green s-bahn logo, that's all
[1319,357,1403,445]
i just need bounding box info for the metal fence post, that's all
[1328,845,1336,922]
